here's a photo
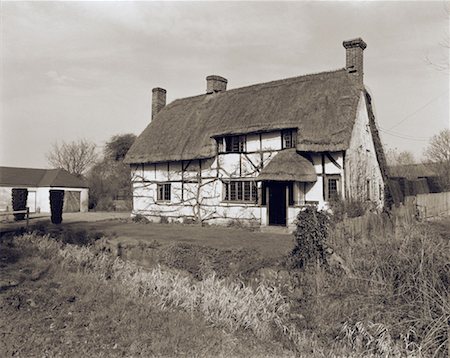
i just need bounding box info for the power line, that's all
[379,127,430,140]
[378,128,430,142]
[387,89,449,131]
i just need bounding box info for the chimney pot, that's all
[152,87,166,120]
[206,75,227,94]
[343,38,367,83]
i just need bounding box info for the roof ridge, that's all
[0,166,48,171]
[171,68,348,103]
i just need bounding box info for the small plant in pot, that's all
[11,188,28,221]
[49,190,65,224]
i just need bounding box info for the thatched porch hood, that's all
[256,149,317,182]
[124,69,363,164]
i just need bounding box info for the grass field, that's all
[7,212,293,258]
[0,236,294,357]
[2,214,449,357]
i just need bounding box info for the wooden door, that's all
[268,182,287,226]
[63,191,81,212]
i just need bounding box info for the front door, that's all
[268,182,287,226]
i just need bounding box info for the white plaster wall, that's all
[345,93,385,208]
[0,187,12,211]
[246,133,260,152]
[80,189,89,212]
[0,186,39,212]
[261,131,282,150]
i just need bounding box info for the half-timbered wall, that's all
[131,129,346,226]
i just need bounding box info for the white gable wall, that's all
[345,93,384,208]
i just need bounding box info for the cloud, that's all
[45,70,77,86]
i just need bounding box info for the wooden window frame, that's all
[222,135,247,153]
[325,175,341,201]
[223,180,257,203]
[157,183,171,202]
[281,129,297,149]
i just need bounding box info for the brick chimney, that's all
[206,75,227,94]
[152,87,166,120]
[343,38,367,84]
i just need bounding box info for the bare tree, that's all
[423,129,450,190]
[425,3,449,72]
[47,139,97,177]
[386,148,416,166]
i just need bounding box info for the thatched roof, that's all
[0,167,87,188]
[257,149,317,182]
[125,69,362,164]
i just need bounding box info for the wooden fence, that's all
[0,208,30,229]
[413,191,450,219]
[333,202,418,241]
[333,192,450,241]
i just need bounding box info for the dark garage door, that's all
[63,191,81,212]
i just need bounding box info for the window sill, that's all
[221,200,258,205]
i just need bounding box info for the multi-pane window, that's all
[224,135,246,153]
[223,181,257,202]
[326,176,340,201]
[281,129,297,149]
[157,183,171,201]
[328,179,338,199]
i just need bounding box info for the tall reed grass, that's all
[15,233,299,343]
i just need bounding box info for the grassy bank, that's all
[0,235,294,357]
[2,217,449,357]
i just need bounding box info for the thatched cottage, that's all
[125,38,389,228]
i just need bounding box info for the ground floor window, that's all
[157,183,171,201]
[223,180,257,202]
[325,175,341,201]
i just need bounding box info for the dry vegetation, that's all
[1,215,449,357]
[0,234,292,357]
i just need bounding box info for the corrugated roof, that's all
[125,69,362,164]
[0,167,88,188]
[257,149,317,182]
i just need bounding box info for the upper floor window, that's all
[157,183,171,202]
[281,129,297,149]
[218,135,246,153]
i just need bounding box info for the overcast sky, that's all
[1,1,449,168]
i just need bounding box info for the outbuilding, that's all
[0,166,89,213]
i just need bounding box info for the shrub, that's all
[328,197,366,221]
[49,190,64,224]
[56,228,103,246]
[132,213,150,224]
[160,216,169,224]
[11,188,28,221]
[290,207,330,269]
